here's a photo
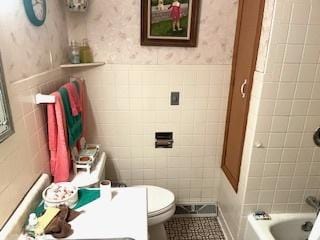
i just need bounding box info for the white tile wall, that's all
[248,0,320,211]
[219,0,320,239]
[77,64,231,203]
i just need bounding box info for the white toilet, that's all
[70,152,107,188]
[70,152,176,240]
[141,185,176,240]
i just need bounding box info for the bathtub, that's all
[244,213,315,240]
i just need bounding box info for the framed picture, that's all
[141,0,200,47]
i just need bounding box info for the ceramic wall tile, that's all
[219,0,320,238]
[0,69,67,228]
[77,64,231,203]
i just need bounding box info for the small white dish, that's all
[42,183,78,209]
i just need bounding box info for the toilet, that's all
[70,152,107,188]
[141,185,176,240]
[70,151,176,239]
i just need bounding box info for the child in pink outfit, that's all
[168,0,183,31]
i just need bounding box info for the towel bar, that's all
[35,93,55,104]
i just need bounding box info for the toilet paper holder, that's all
[155,132,173,148]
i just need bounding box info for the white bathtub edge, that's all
[247,212,316,240]
[247,214,275,240]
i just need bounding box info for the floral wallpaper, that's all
[67,0,238,65]
[0,1,69,83]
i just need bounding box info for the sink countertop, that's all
[52,187,148,240]
[17,187,148,240]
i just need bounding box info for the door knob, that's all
[240,79,247,98]
[254,141,263,148]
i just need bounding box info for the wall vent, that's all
[174,203,218,217]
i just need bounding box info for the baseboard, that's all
[174,203,217,217]
[217,206,234,240]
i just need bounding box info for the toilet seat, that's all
[140,185,175,217]
[149,202,176,217]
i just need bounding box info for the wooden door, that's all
[221,0,265,192]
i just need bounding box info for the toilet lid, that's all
[142,185,175,215]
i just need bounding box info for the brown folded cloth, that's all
[44,205,82,239]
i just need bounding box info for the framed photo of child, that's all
[141,0,200,47]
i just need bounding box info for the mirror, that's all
[0,53,14,143]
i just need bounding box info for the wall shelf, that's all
[60,62,105,68]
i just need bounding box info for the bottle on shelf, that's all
[80,38,94,63]
[69,40,80,64]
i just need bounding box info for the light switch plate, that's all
[171,92,180,105]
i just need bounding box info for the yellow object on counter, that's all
[34,207,60,235]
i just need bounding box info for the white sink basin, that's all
[1,174,148,240]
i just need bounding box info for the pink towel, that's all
[64,83,81,116]
[47,92,71,182]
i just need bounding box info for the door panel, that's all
[221,0,265,192]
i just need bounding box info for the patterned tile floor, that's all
[164,217,225,240]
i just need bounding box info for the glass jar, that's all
[80,39,93,63]
[69,40,80,64]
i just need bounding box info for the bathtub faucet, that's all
[306,196,320,215]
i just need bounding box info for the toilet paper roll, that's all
[100,180,112,202]
[156,140,171,145]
